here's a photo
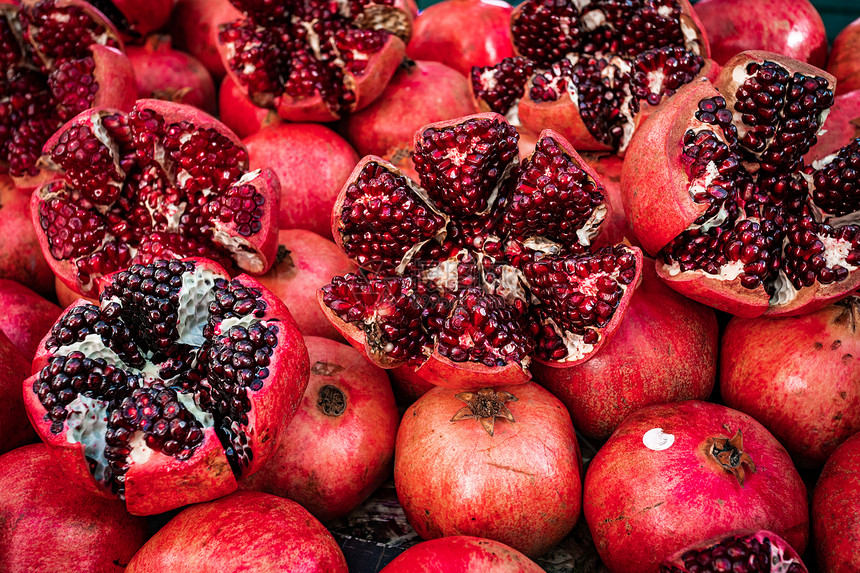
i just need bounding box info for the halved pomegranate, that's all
[320,113,642,388]
[660,529,807,573]
[471,0,711,154]
[22,257,310,516]
[217,0,412,122]
[623,51,860,317]
[31,99,280,298]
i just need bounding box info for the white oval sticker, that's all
[643,428,675,451]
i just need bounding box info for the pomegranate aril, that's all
[812,139,860,216]
[471,57,535,115]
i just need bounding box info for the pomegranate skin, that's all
[389,363,436,405]
[812,432,860,573]
[0,444,147,572]
[533,261,718,440]
[720,299,860,468]
[218,74,280,139]
[169,0,241,79]
[0,279,62,360]
[0,176,53,298]
[344,60,479,157]
[584,400,809,573]
[54,275,97,309]
[406,0,514,77]
[828,18,860,95]
[241,336,398,522]
[0,331,35,454]
[256,229,357,340]
[395,382,582,558]
[693,0,827,68]
[380,536,544,573]
[125,490,348,572]
[805,89,860,165]
[244,123,359,239]
[111,0,174,39]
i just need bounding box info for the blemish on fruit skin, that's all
[832,340,842,351]
[814,342,824,350]
[843,354,854,363]
[643,428,674,450]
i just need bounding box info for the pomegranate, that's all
[406,0,514,77]
[828,18,860,96]
[31,98,281,298]
[0,279,62,359]
[256,229,357,341]
[583,152,641,248]
[344,59,479,158]
[584,400,809,573]
[693,0,827,68]
[125,490,348,572]
[471,0,711,153]
[22,257,310,515]
[0,444,147,572]
[812,431,860,573]
[0,330,36,454]
[720,297,860,468]
[321,113,643,388]
[805,89,860,165]
[126,35,217,114]
[169,0,242,79]
[243,122,359,238]
[218,74,279,139]
[0,174,54,297]
[534,261,718,440]
[660,530,807,573]
[381,536,544,573]
[55,275,97,308]
[86,0,174,40]
[622,51,860,317]
[217,0,412,122]
[395,382,581,557]
[389,363,435,405]
[241,336,398,521]
[0,0,136,187]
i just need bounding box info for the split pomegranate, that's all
[86,0,174,40]
[721,297,860,468]
[170,0,242,80]
[381,536,544,573]
[395,382,582,558]
[125,491,348,572]
[812,431,860,573]
[828,17,860,95]
[241,336,398,522]
[0,331,36,454]
[22,257,310,515]
[622,50,860,317]
[584,400,809,573]
[0,444,148,572]
[660,530,807,573]
[320,113,643,387]
[471,0,710,153]
[31,98,280,298]
[0,0,136,187]
[0,175,54,297]
[217,0,412,122]
[805,89,860,166]
[693,0,827,68]
[0,279,62,360]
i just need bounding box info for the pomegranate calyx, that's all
[316,383,347,417]
[450,387,517,437]
[706,429,757,487]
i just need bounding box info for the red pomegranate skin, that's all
[389,363,436,405]
[241,336,398,521]
[125,490,348,572]
[169,0,242,79]
[0,330,35,455]
[344,60,479,157]
[828,17,860,95]
[0,175,53,298]
[381,536,545,573]
[693,0,827,67]
[406,0,514,77]
[805,89,860,165]
[0,444,147,572]
[534,261,718,440]
[54,275,97,309]
[244,123,359,239]
[218,74,280,139]
[584,400,809,573]
[395,382,582,558]
[0,279,62,360]
[812,431,860,573]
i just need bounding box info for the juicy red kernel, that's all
[630,46,705,109]
[48,56,98,121]
[39,192,107,260]
[660,533,805,573]
[203,184,266,237]
[812,139,860,216]
[19,0,121,61]
[471,57,536,115]
[51,123,124,205]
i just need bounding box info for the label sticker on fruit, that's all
[643,428,675,451]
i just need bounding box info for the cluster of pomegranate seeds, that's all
[660,532,806,573]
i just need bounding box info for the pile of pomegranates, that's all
[1,0,860,571]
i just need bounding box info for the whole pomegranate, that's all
[828,18,860,95]
[86,0,174,40]
[660,530,808,573]
[622,51,860,317]
[31,98,281,298]
[344,59,479,158]
[693,0,827,68]
[0,279,62,360]
[243,122,359,238]
[126,35,217,114]
[217,0,412,122]
[218,74,279,139]
[0,330,36,454]
[721,297,860,467]
[126,490,348,572]
[812,431,860,573]
[388,363,436,405]
[0,175,54,298]
[256,229,357,340]
[22,258,310,515]
[406,0,514,77]
[169,0,242,79]
[395,382,582,558]
[381,536,544,573]
[584,400,809,573]
[241,336,398,521]
[534,261,718,440]
[321,113,643,388]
